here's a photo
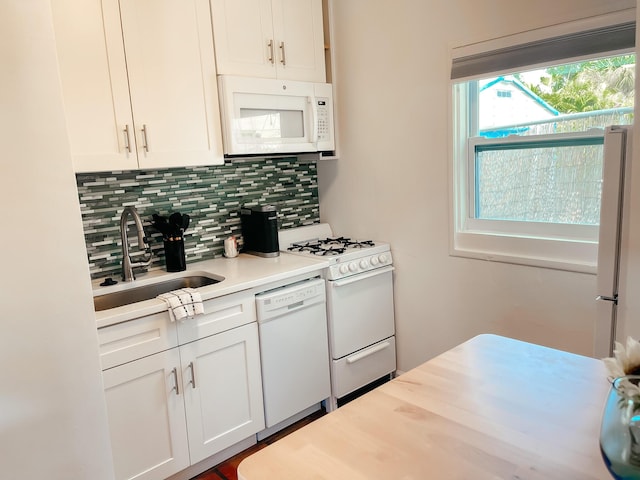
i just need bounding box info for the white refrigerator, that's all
[595,125,634,358]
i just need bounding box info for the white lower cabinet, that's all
[181,323,265,464]
[99,299,264,480]
[102,348,190,480]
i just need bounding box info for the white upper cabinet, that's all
[211,0,326,82]
[52,0,224,173]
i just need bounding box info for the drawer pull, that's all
[346,341,391,364]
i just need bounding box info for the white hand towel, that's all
[157,288,204,322]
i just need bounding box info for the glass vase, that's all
[600,375,640,479]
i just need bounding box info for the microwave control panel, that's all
[316,98,330,142]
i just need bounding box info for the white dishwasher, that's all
[255,277,331,437]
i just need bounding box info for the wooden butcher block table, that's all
[238,334,612,480]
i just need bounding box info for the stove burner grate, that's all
[287,237,375,256]
[287,241,345,256]
[320,237,375,249]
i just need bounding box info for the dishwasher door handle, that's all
[346,340,392,364]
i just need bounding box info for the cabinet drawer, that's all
[177,290,256,343]
[331,336,396,399]
[98,313,178,370]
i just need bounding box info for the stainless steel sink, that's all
[94,275,223,312]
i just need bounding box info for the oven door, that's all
[326,266,395,359]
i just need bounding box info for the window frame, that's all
[449,13,635,274]
[467,131,605,238]
[451,81,611,274]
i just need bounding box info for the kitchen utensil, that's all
[152,214,171,236]
[169,212,183,232]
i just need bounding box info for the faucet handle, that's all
[131,259,151,269]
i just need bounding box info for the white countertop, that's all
[93,253,332,328]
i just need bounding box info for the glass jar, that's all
[600,375,640,479]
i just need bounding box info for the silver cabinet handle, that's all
[279,41,286,66]
[188,361,196,388]
[123,124,132,153]
[171,367,180,395]
[597,295,618,304]
[141,124,149,152]
[267,39,275,64]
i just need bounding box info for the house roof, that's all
[481,76,559,116]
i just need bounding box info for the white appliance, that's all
[217,75,335,156]
[595,125,633,357]
[279,224,396,410]
[255,277,331,438]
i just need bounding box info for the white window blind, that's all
[451,21,635,80]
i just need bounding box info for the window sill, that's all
[450,230,597,274]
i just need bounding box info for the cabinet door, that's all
[181,323,265,464]
[271,0,326,82]
[211,0,276,79]
[51,0,138,172]
[119,0,224,169]
[102,349,190,480]
[211,0,325,82]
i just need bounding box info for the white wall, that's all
[0,1,113,477]
[319,0,636,371]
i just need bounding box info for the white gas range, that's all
[279,223,396,410]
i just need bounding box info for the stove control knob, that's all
[348,262,358,273]
[378,254,388,264]
[359,259,369,269]
[339,264,349,274]
[370,256,380,266]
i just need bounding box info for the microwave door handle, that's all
[310,96,318,146]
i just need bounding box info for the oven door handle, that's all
[331,265,394,287]
[346,340,392,364]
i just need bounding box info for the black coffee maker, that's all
[240,204,279,257]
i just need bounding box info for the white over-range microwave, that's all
[217,75,335,156]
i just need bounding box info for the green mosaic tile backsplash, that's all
[76,157,320,280]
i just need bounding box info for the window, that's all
[450,17,635,272]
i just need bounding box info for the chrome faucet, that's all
[120,206,151,281]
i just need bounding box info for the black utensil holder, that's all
[164,238,186,272]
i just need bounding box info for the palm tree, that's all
[527,55,635,113]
